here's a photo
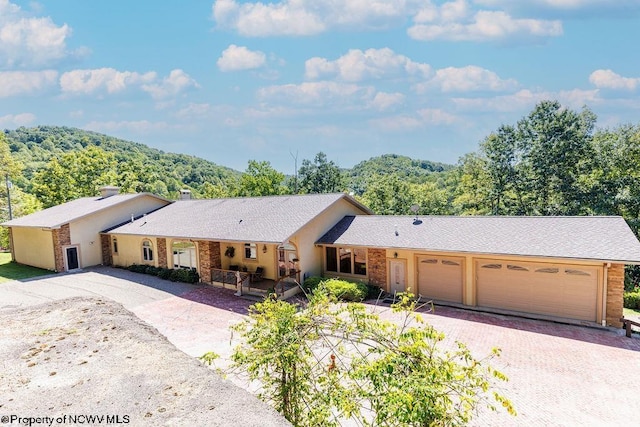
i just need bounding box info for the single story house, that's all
[102,192,371,288]
[5,191,640,328]
[317,215,640,327]
[2,187,170,272]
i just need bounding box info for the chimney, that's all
[179,189,192,200]
[99,186,120,198]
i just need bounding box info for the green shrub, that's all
[366,283,383,300]
[127,264,146,274]
[302,276,325,293]
[623,291,640,309]
[144,265,160,276]
[322,278,368,302]
[157,268,172,280]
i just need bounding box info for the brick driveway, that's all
[2,267,639,426]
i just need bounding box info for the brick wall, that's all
[606,263,624,328]
[8,228,14,261]
[52,223,71,272]
[196,240,222,283]
[157,238,167,268]
[367,248,387,290]
[100,234,112,266]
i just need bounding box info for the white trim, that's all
[63,244,81,271]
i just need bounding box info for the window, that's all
[113,237,118,254]
[507,264,528,271]
[326,247,337,272]
[325,246,367,276]
[354,248,367,275]
[142,240,154,262]
[172,241,196,269]
[244,243,257,260]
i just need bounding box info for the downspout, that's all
[602,263,610,326]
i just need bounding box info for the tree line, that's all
[3,100,640,243]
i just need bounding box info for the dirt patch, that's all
[0,297,289,426]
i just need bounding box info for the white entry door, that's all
[389,259,406,294]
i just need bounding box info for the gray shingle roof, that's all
[317,215,640,263]
[107,193,369,243]
[1,194,168,229]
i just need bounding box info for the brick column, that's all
[606,263,624,328]
[100,234,113,266]
[197,241,222,283]
[52,224,71,272]
[367,248,387,290]
[157,238,167,268]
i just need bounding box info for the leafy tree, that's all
[452,153,490,215]
[237,160,288,197]
[298,152,345,194]
[229,290,515,426]
[31,146,117,207]
[359,174,417,215]
[515,101,596,215]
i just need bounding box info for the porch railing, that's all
[210,268,250,288]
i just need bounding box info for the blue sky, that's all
[1,0,639,172]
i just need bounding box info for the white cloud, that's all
[589,69,639,91]
[59,68,197,100]
[305,48,431,82]
[60,68,156,95]
[213,0,325,36]
[451,88,600,112]
[369,92,405,111]
[142,69,199,99]
[417,108,459,125]
[409,3,562,43]
[0,112,36,127]
[0,0,76,68]
[0,70,57,97]
[217,44,266,71]
[258,81,371,106]
[212,0,411,37]
[417,65,518,92]
[176,103,212,118]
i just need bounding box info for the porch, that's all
[207,268,302,300]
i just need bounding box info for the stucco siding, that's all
[111,235,158,267]
[11,227,56,271]
[69,196,168,268]
[297,198,370,279]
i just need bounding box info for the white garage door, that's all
[417,256,464,303]
[476,260,600,322]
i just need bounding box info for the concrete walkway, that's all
[2,267,639,426]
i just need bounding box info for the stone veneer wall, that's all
[100,234,112,266]
[197,241,222,283]
[606,263,624,328]
[367,248,387,289]
[52,223,71,272]
[157,238,167,268]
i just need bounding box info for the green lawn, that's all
[0,252,54,283]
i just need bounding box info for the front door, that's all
[65,246,80,270]
[278,242,299,278]
[389,259,406,294]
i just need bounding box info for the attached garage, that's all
[476,260,600,322]
[417,256,464,303]
[317,215,640,327]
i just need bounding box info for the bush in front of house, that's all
[323,278,368,302]
[127,264,199,284]
[169,268,200,284]
[623,291,640,309]
[304,276,379,302]
[302,276,325,293]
